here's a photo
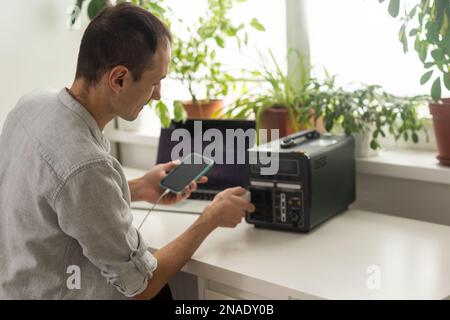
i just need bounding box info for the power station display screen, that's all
[251,160,299,176]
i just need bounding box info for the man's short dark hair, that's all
[75,3,172,84]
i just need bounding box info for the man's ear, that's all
[108,66,129,93]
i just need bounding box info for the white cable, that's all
[137,189,171,231]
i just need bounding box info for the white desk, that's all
[132,208,450,300]
[125,167,450,299]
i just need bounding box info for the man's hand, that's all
[128,160,208,205]
[133,186,256,300]
[201,187,256,228]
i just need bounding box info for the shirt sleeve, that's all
[53,160,157,297]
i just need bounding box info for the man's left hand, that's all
[129,160,208,205]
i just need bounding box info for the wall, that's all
[0,0,85,129]
[352,174,450,227]
[118,143,158,170]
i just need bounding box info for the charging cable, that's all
[137,189,171,231]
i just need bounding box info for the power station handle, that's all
[280,130,320,149]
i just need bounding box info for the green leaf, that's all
[146,2,166,19]
[198,25,216,38]
[173,100,187,123]
[424,62,434,68]
[407,6,417,19]
[431,49,445,62]
[436,0,449,15]
[87,0,109,20]
[431,77,442,102]
[388,0,400,17]
[420,70,433,85]
[445,27,450,56]
[408,29,418,36]
[370,140,379,150]
[399,25,408,53]
[426,22,438,43]
[155,101,171,128]
[419,42,428,62]
[224,26,237,37]
[444,73,450,91]
[250,18,265,31]
[373,129,380,139]
[70,0,86,26]
[214,36,225,48]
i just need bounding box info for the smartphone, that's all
[160,153,215,194]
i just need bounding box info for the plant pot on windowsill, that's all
[429,98,450,166]
[260,105,296,141]
[259,105,325,142]
[330,124,380,158]
[352,128,381,158]
[182,100,224,119]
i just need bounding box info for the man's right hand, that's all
[202,187,256,228]
[134,186,256,300]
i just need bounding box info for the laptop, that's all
[132,119,256,214]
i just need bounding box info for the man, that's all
[0,3,254,300]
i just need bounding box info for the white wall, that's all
[353,174,450,227]
[0,0,86,129]
[119,143,158,170]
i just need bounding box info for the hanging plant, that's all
[380,0,450,101]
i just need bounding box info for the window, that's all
[136,0,287,135]
[304,0,431,97]
[131,0,440,136]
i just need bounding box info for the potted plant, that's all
[429,98,450,165]
[308,81,428,157]
[223,49,323,142]
[380,0,450,164]
[170,0,265,119]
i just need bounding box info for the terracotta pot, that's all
[182,100,224,119]
[429,98,450,166]
[259,106,325,142]
[260,107,295,141]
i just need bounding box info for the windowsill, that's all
[357,148,450,186]
[106,129,450,186]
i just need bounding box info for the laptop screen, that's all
[156,119,256,191]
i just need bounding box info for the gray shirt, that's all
[0,88,157,299]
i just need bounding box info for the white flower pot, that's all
[353,129,380,158]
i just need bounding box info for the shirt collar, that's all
[58,88,110,152]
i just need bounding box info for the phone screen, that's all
[161,154,214,193]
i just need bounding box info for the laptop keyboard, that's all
[189,191,217,201]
